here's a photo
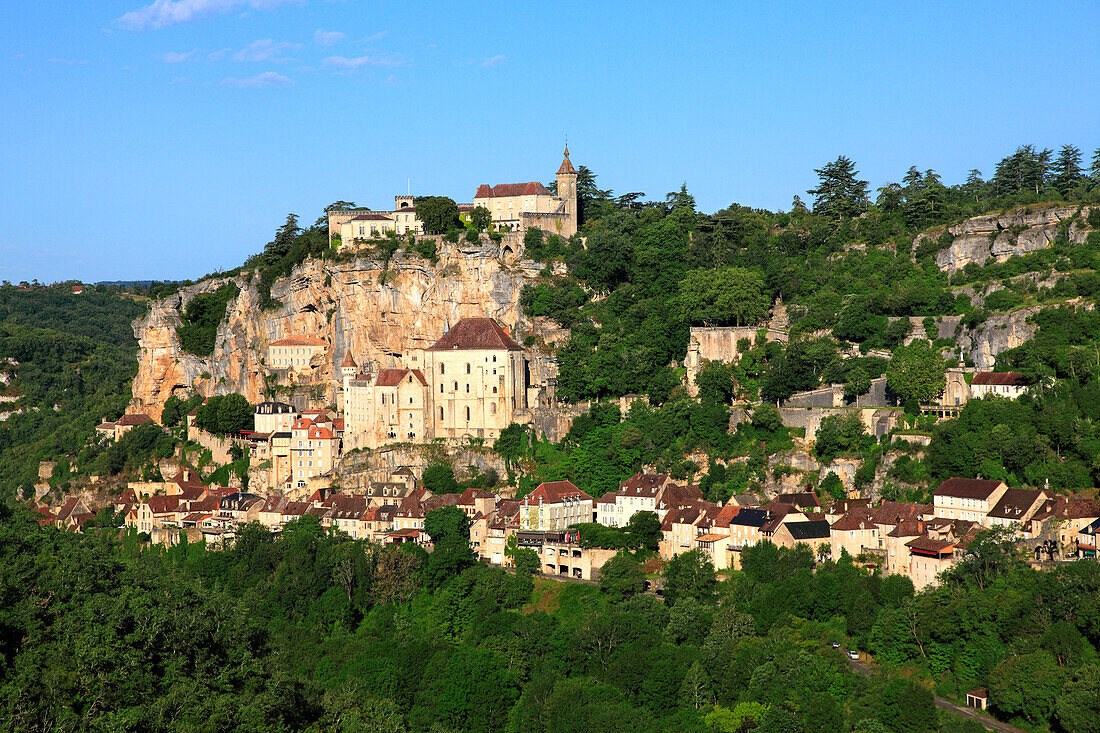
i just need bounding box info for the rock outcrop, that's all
[917,205,1094,275]
[130,239,541,421]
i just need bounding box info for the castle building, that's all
[328,149,579,245]
[328,195,424,246]
[341,317,530,450]
[474,148,578,236]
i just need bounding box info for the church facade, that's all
[341,318,530,450]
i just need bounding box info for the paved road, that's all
[843,651,1024,733]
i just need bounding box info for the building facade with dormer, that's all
[341,317,531,450]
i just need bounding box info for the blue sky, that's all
[1,1,1098,283]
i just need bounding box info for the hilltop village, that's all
[27,149,1100,598]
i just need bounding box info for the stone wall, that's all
[685,326,788,395]
[778,406,900,441]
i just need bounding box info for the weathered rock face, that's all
[957,300,1094,369]
[130,240,542,421]
[917,205,1094,274]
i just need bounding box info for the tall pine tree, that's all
[807,156,869,219]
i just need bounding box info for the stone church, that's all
[341,318,533,450]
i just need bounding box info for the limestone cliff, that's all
[915,205,1094,274]
[130,238,541,421]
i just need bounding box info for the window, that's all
[493,386,497,394]
[466,383,470,393]
[492,355,497,362]
[466,363,471,374]
[466,406,471,421]
[409,397,413,404]
[440,364,445,374]
[454,381,458,391]
[439,406,444,420]
[490,402,497,415]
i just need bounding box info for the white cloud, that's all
[314,29,344,46]
[323,54,403,70]
[481,54,505,67]
[222,70,291,87]
[207,48,230,60]
[116,0,301,31]
[233,39,299,62]
[159,49,200,63]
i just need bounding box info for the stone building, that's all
[341,317,533,449]
[474,148,578,237]
[267,335,327,370]
[327,195,424,245]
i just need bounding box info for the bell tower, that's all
[556,145,578,233]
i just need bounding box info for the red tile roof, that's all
[934,478,1006,500]
[347,213,394,221]
[375,368,427,387]
[341,351,357,368]
[523,480,592,505]
[270,335,326,347]
[619,472,668,497]
[474,182,551,199]
[971,371,1027,386]
[830,508,877,531]
[428,318,522,351]
[115,413,152,426]
[557,147,577,175]
[308,426,335,440]
[987,488,1045,520]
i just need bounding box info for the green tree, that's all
[422,462,459,494]
[470,205,492,232]
[676,267,769,326]
[599,550,645,601]
[663,549,717,606]
[695,359,735,405]
[878,678,937,733]
[624,511,662,552]
[1055,664,1100,733]
[415,196,460,234]
[990,651,1062,724]
[195,393,253,435]
[751,402,784,432]
[886,339,946,405]
[814,412,866,462]
[808,155,870,219]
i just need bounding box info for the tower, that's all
[556,146,578,230]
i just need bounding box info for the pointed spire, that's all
[557,144,576,175]
[341,350,357,369]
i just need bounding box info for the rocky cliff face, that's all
[130,239,541,421]
[916,205,1094,274]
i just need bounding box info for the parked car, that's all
[831,642,840,649]
[847,650,859,660]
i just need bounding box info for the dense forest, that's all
[0,286,149,496]
[4,502,1098,732]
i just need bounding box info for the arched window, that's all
[492,386,497,394]
[440,364,445,374]
[465,406,470,421]
[454,381,458,391]
[490,402,497,415]
[466,383,470,393]
[466,363,471,374]
[440,384,444,393]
